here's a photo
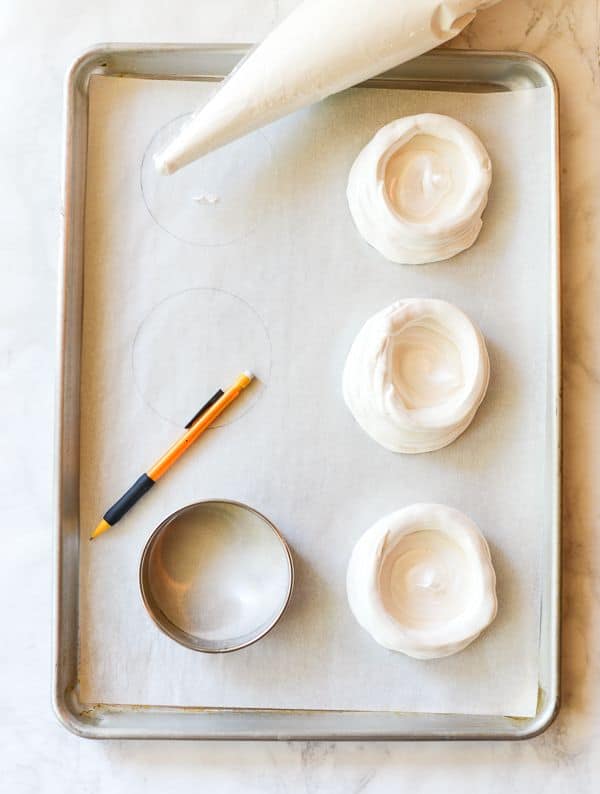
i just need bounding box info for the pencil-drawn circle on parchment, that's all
[141,113,274,246]
[132,288,272,428]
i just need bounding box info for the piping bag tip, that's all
[153,151,176,176]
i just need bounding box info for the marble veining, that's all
[1,0,599,791]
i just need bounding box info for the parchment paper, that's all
[79,74,552,717]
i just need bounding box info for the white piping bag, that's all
[154,0,499,175]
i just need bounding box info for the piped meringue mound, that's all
[347,114,492,264]
[346,503,497,659]
[342,298,490,454]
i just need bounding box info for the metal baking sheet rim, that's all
[53,44,561,741]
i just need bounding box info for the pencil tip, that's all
[90,518,111,540]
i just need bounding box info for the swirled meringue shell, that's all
[347,114,492,264]
[347,503,498,659]
[343,298,490,454]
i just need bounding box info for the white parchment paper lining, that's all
[79,75,552,717]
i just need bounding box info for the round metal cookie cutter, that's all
[139,500,294,652]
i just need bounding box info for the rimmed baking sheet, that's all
[54,45,560,740]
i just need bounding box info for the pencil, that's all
[90,371,254,540]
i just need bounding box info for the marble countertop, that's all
[1,0,598,790]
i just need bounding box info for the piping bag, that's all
[154,0,500,175]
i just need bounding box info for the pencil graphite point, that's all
[90,518,111,541]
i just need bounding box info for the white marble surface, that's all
[0,0,598,790]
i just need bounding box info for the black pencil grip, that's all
[104,474,155,526]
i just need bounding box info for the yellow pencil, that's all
[90,371,254,540]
